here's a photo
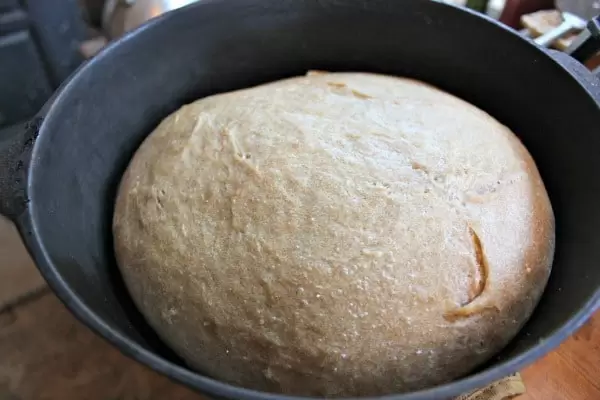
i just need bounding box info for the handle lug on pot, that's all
[565,16,600,66]
[535,13,587,48]
[0,117,43,220]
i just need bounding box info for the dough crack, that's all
[466,226,488,304]
[444,226,495,322]
[407,160,499,321]
[326,81,374,100]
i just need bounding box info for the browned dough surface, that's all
[113,72,555,397]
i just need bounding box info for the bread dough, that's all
[113,72,555,397]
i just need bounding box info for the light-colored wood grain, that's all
[0,216,46,310]
[0,289,597,399]
[1,214,598,399]
[0,293,204,400]
[520,311,600,400]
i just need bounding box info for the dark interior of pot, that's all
[24,0,600,396]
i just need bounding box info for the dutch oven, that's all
[0,1,599,399]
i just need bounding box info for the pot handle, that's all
[0,76,61,220]
[0,116,43,220]
[546,16,600,105]
[564,16,600,81]
[566,17,600,70]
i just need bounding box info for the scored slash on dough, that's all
[444,226,494,322]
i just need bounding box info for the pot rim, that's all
[19,0,600,399]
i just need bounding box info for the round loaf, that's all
[113,72,554,397]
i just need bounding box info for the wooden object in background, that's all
[585,52,600,70]
[0,216,46,310]
[521,312,600,399]
[521,9,581,49]
[79,36,107,59]
[499,0,554,28]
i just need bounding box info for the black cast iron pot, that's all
[1,1,599,399]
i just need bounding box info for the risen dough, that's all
[113,72,554,397]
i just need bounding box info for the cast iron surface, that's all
[566,17,600,62]
[1,1,600,399]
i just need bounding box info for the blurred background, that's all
[1,0,599,145]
